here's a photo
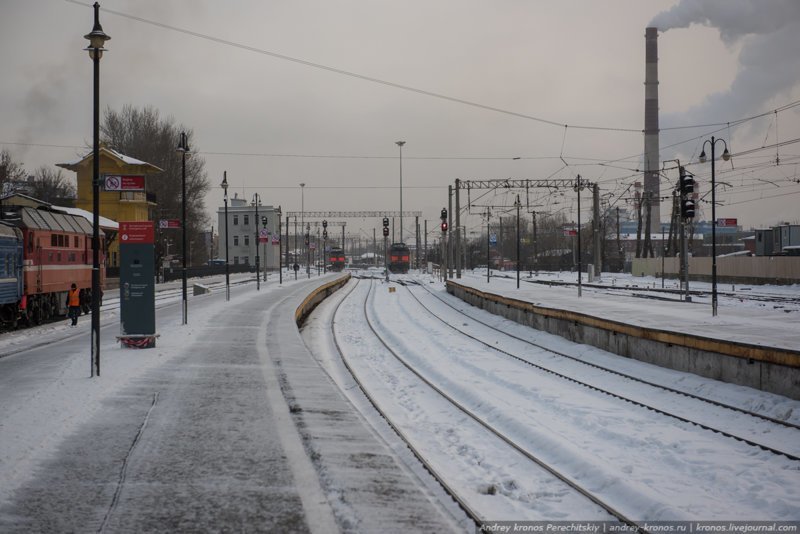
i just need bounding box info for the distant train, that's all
[0,206,105,328]
[388,242,410,274]
[328,246,346,272]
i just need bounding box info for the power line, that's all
[63,0,638,133]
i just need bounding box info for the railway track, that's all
[331,278,640,528]
[405,280,800,461]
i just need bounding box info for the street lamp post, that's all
[306,223,311,279]
[300,183,307,275]
[176,131,189,324]
[85,1,109,377]
[699,136,730,317]
[515,195,521,289]
[262,215,268,282]
[396,141,405,243]
[252,193,261,291]
[221,172,230,301]
[278,207,282,285]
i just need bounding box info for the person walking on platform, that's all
[67,283,81,326]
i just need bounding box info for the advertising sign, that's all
[717,218,738,227]
[159,219,181,229]
[104,175,145,191]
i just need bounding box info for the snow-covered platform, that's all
[446,274,800,399]
[0,274,460,532]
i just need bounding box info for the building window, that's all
[244,214,249,226]
[233,256,239,265]
[244,256,250,265]
[244,234,250,246]
[234,235,239,246]
[233,215,239,225]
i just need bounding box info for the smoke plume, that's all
[651,0,800,127]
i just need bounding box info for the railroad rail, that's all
[332,277,643,529]
[407,281,800,461]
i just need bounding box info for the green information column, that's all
[119,221,157,348]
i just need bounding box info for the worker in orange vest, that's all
[67,283,81,326]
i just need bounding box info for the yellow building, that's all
[57,146,162,268]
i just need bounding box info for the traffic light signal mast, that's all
[679,166,696,219]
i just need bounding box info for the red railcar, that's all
[16,207,105,324]
[328,246,346,272]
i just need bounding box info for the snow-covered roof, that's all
[50,205,119,230]
[56,146,163,174]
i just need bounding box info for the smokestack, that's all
[644,27,661,233]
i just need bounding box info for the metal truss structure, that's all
[284,210,422,218]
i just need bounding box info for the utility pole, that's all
[455,179,461,278]
[448,185,454,279]
[593,183,601,278]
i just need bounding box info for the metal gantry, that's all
[285,210,422,218]
[452,177,594,279]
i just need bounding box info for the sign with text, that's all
[158,219,181,229]
[120,221,155,244]
[717,218,738,227]
[258,228,270,243]
[104,175,145,191]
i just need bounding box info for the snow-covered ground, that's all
[1,267,798,530]
[305,269,800,523]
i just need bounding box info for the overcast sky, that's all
[1,0,799,238]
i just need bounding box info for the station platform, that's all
[0,275,461,533]
[446,273,800,399]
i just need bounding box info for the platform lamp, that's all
[252,193,261,291]
[85,1,109,377]
[396,140,405,242]
[176,131,189,324]
[221,172,230,301]
[261,215,268,281]
[699,136,731,317]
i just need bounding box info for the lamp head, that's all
[176,132,189,154]
[84,2,110,57]
[396,140,405,148]
[699,150,707,164]
[722,148,731,161]
[220,174,228,192]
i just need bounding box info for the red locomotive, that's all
[0,206,105,326]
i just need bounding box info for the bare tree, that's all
[0,149,27,196]
[28,166,76,205]
[101,105,211,265]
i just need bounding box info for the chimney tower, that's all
[644,27,661,232]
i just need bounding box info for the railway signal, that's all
[382,217,389,237]
[679,166,696,219]
[440,207,448,232]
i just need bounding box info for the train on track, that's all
[388,242,410,274]
[0,206,105,328]
[328,246,346,272]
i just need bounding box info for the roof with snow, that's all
[56,146,163,175]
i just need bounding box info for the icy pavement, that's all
[0,273,461,533]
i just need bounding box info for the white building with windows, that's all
[217,193,281,271]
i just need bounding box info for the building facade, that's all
[217,193,281,270]
[57,146,162,268]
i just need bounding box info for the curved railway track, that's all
[331,277,642,529]
[404,279,800,460]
